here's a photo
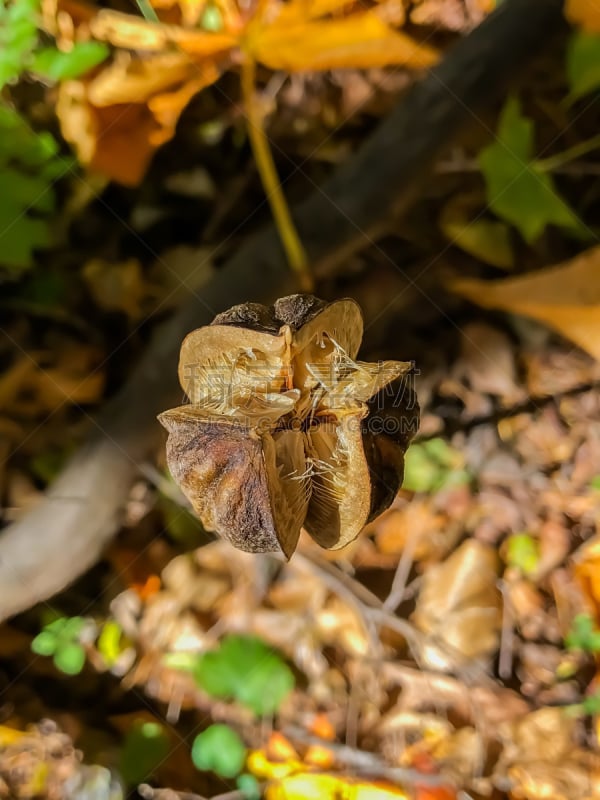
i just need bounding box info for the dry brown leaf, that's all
[57,55,220,186]
[566,0,600,31]
[451,246,600,362]
[411,539,501,669]
[54,0,437,185]
[82,257,146,319]
[494,707,600,800]
[382,663,529,727]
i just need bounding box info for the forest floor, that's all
[1,1,600,798]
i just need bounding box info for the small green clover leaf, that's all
[193,635,294,716]
[31,616,87,675]
[191,724,246,778]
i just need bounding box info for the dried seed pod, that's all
[158,294,419,557]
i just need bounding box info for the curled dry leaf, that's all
[159,294,419,556]
[51,0,437,185]
[411,539,501,669]
[451,245,600,362]
[57,53,221,186]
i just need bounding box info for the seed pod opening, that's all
[158,294,419,557]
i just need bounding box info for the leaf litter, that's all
[2,0,600,798]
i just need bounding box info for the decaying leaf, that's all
[57,53,221,186]
[450,245,600,362]
[159,294,419,557]
[411,539,501,669]
[494,707,600,800]
[50,0,437,185]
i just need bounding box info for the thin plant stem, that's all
[536,132,600,172]
[241,57,313,291]
[135,0,160,21]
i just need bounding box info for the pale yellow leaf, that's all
[565,0,600,32]
[450,246,600,361]
[246,11,438,72]
[90,9,237,54]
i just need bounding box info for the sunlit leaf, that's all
[31,41,109,80]
[450,245,600,361]
[191,724,246,778]
[478,97,586,243]
[565,614,600,653]
[412,540,501,669]
[247,11,438,71]
[566,30,600,101]
[566,0,600,32]
[194,634,294,716]
[53,642,86,675]
[505,533,540,577]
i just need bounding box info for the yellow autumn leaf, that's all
[265,772,410,800]
[565,0,600,32]
[273,0,362,25]
[89,9,237,54]
[246,11,438,71]
[450,245,600,361]
[57,54,219,185]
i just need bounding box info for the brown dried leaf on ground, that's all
[494,707,600,800]
[0,721,120,800]
[52,0,437,185]
[450,246,600,361]
[57,55,221,186]
[411,539,502,670]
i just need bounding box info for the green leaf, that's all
[191,724,246,778]
[442,215,514,270]
[567,31,600,101]
[194,635,294,716]
[0,105,65,272]
[478,96,586,243]
[31,630,58,656]
[236,773,261,800]
[58,616,86,638]
[505,533,540,577]
[119,721,171,785]
[403,438,470,494]
[31,41,109,81]
[590,475,600,491]
[565,613,600,653]
[53,642,86,675]
[582,691,600,716]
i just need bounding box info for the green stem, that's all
[536,132,600,172]
[241,57,313,292]
[135,0,159,22]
